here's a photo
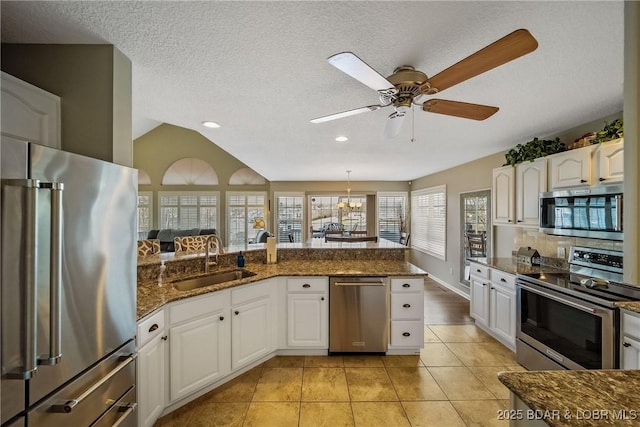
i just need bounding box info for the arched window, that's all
[228,167,266,185]
[162,158,219,185]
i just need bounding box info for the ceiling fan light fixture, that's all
[202,121,221,128]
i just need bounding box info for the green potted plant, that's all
[591,118,623,144]
[503,137,566,166]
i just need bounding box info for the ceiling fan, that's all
[310,29,538,138]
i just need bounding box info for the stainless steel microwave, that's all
[539,184,623,240]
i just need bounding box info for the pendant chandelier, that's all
[337,170,362,211]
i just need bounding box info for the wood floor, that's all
[423,276,473,325]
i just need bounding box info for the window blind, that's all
[411,185,446,260]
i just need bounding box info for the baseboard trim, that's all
[427,273,470,300]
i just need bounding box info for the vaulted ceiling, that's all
[1,1,624,181]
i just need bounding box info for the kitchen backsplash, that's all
[514,228,624,260]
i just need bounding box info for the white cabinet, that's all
[621,310,640,370]
[230,279,276,370]
[470,263,516,349]
[286,277,328,348]
[492,165,515,225]
[137,310,167,427]
[515,158,547,225]
[548,145,593,188]
[168,291,230,402]
[1,72,61,148]
[469,264,490,326]
[388,277,424,352]
[488,270,516,348]
[594,138,624,184]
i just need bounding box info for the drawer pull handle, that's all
[234,311,239,315]
[402,332,411,337]
[161,335,168,341]
[303,284,311,288]
[476,269,481,273]
[403,304,411,308]
[51,354,136,413]
[219,316,224,321]
[599,177,606,182]
[500,278,506,283]
[580,179,587,183]
[148,324,159,333]
[623,342,631,348]
[402,284,411,288]
[321,297,325,301]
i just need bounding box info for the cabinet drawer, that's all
[469,263,489,279]
[490,270,515,290]
[169,291,229,325]
[623,312,640,340]
[391,294,423,320]
[287,277,328,293]
[138,309,165,348]
[390,277,424,293]
[390,321,424,347]
[231,280,271,305]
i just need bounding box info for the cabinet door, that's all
[287,293,328,347]
[470,276,490,326]
[489,284,516,347]
[597,138,624,183]
[1,72,61,148]
[622,335,640,370]
[138,334,166,427]
[516,158,547,225]
[169,311,230,402]
[549,146,592,188]
[232,298,271,370]
[492,166,515,224]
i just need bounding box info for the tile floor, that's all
[155,279,525,426]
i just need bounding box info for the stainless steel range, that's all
[516,246,640,371]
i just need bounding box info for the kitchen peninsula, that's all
[136,238,426,426]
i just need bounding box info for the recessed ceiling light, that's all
[202,121,221,128]
[335,136,349,142]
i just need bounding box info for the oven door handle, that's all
[518,283,597,314]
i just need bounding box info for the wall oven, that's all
[516,247,640,371]
[539,184,623,240]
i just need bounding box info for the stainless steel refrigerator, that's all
[1,140,138,427]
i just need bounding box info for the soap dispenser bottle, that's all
[237,251,245,268]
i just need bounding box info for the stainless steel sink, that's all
[173,269,256,291]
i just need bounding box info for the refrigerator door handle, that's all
[38,182,64,366]
[3,179,40,379]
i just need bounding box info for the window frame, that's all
[274,192,305,243]
[157,190,220,230]
[376,191,408,243]
[226,191,267,246]
[137,191,154,237]
[411,185,447,260]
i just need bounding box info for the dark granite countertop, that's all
[137,259,425,320]
[619,302,640,314]
[498,369,640,426]
[468,257,567,276]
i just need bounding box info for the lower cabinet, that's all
[286,277,328,348]
[137,310,167,427]
[388,277,424,352]
[621,310,640,369]
[168,292,230,402]
[231,297,271,370]
[470,262,516,349]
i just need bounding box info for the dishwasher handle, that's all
[333,280,386,286]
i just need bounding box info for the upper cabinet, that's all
[516,158,547,226]
[1,72,61,148]
[492,166,515,225]
[594,138,624,184]
[548,145,593,188]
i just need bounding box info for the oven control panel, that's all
[569,246,623,272]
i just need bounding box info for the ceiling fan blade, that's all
[384,109,407,139]
[423,99,499,120]
[310,105,384,124]
[328,52,397,93]
[424,29,538,94]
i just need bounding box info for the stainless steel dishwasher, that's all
[329,276,389,353]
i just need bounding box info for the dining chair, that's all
[350,230,367,236]
[466,232,486,257]
[399,232,411,246]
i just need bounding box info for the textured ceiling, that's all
[0,1,624,181]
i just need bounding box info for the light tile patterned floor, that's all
[155,280,524,426]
